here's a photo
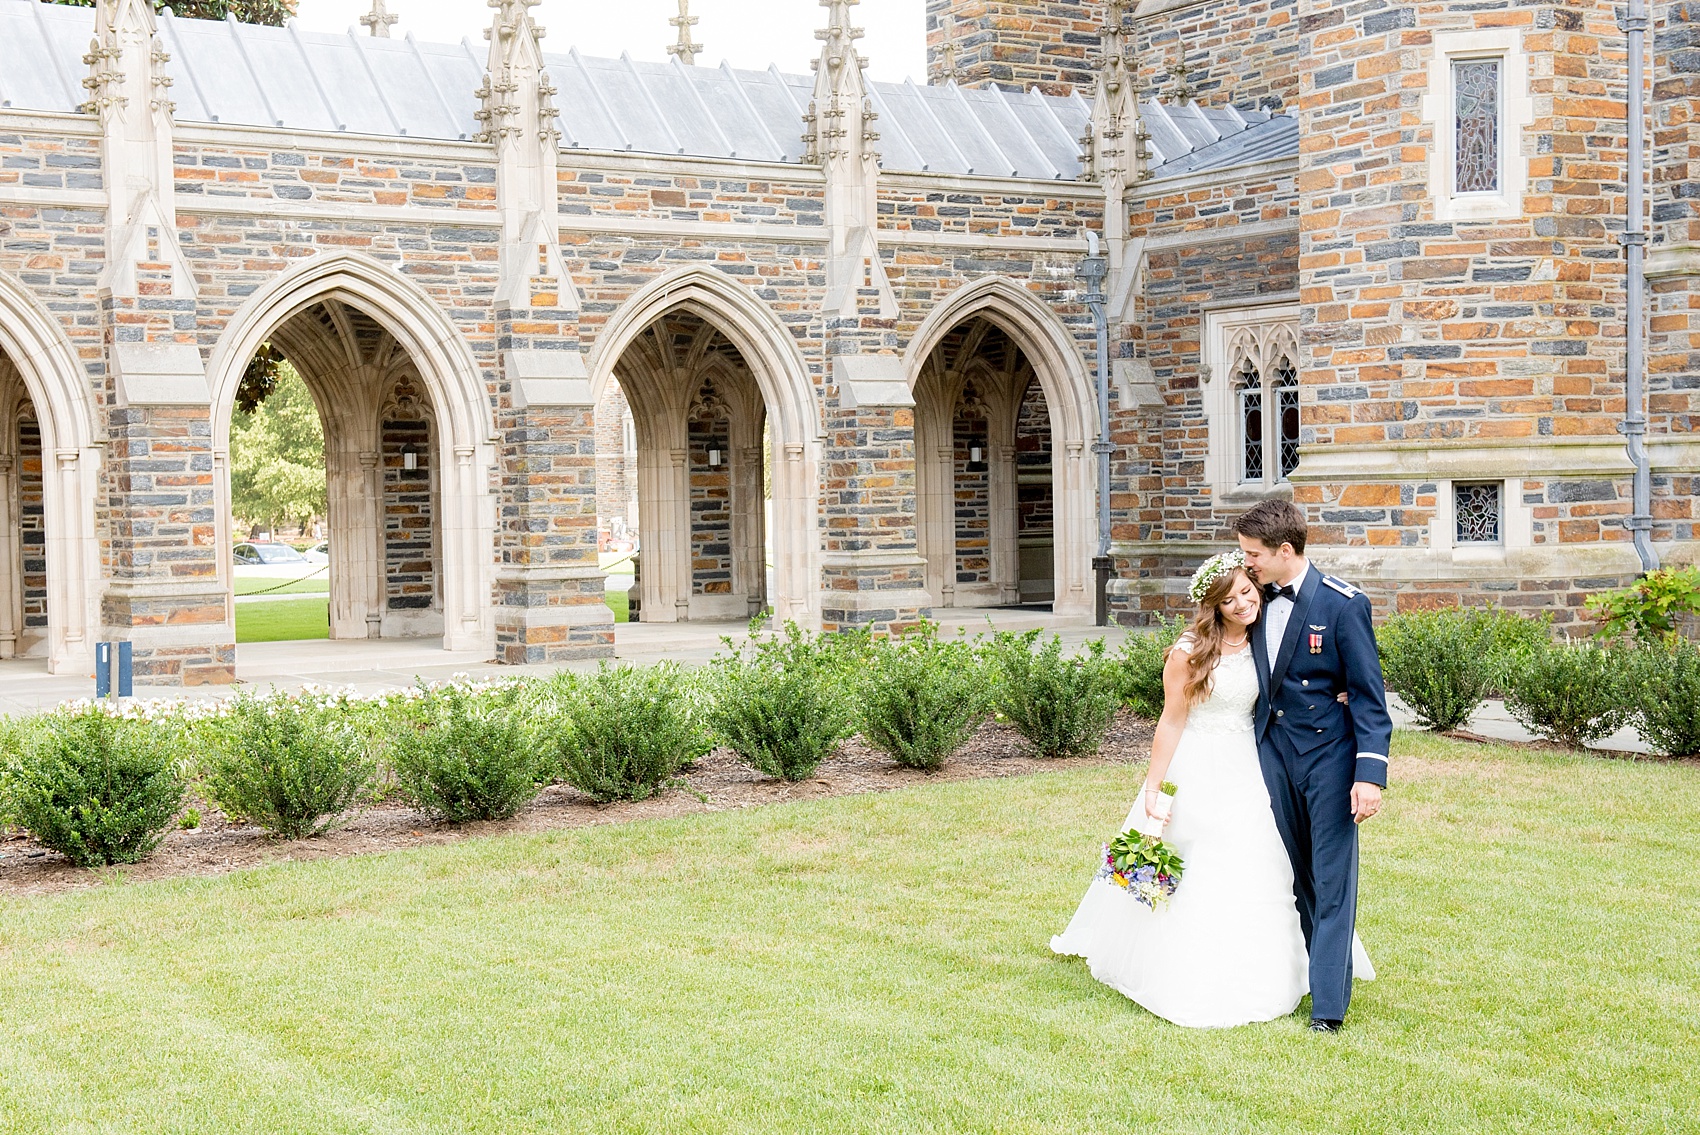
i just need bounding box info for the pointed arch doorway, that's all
[208,254,497,655]
[907,280,1097,618]
[589,268,822,626]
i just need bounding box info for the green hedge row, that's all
[1378,606,1700,755]
[0,622,1156,868]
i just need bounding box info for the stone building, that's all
[0,0,1692,683]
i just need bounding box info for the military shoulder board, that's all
[1321,575,1360,598]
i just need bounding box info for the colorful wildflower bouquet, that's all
[1095,783,1185,909]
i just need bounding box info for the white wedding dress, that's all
[1051,642,1373,1028]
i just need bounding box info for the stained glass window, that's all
[1454,59,1500,194]
[1274,355,1300,480]
[1455,482,1502,544]
[1238,357,1264,483]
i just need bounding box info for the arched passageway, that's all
[238,300,448,641]
[0,357,47,659]
[209,253,496,654]
[906,281,1097,619]
[588,268,821,625]
[913,317,1076,611]
[0,273,99,674]
[608,311,772,622]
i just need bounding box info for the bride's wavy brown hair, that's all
[1175,565,1256,706]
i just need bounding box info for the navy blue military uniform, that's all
[1251,565,1391,1022]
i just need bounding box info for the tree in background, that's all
[48,0,296,26]
[230,361,327,536]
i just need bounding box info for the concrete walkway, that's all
[0,612,1650,754]
[0,607,1127,716]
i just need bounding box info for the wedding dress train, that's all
[1050,645,1373,1028]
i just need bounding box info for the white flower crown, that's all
[1187,550,1246,605]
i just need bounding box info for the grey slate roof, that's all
[0,0,1295,181]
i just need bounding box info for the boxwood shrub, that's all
[550,664,707,802]
[985,631,1120,759]
[4,707,184,867]
[858,624,990,771]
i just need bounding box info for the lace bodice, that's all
[1177,642,1260,735]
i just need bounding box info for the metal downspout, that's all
[1622,0,1660,572]
[1080,232,1113,625]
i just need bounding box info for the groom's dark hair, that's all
[1235,500,1308,554]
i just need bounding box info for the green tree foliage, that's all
[229,360,326,532]
[50,0,297,27]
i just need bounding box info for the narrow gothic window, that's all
[1274,355,1300,480]
[1455,482,1502,544]
[1453,59,1501,194]
[1236,358,1264,483]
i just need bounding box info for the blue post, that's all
[94,641,133,700]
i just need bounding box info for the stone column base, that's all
[818,552,932,635]
[100,583,236,686]
[493,569,615,665]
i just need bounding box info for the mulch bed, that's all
[0,713,1156,898]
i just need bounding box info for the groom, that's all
[1235,500,1391,1033]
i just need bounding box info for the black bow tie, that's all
[1263,582,1297,602]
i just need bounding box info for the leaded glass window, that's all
[1236,357,1264,483]
[1274,355,1300,480]
[1455,482,1502,544]
[1454,59,1501,194]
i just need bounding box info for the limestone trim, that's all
[1420,29,1533,223]
[1291,437,1649,482]
[0,270,101,675]
[0,109,102,136]
[902,275,1097,617]
[1133,156,1297,198]
[586,265,822,625]
[1143,217,1298,252]
[1648,246,1700,279]
[205,250,497,654]
[1133,0,1212,17]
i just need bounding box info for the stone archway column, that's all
[0,452,16,659]
[326,442,386,641]
[992,442,1021,606]
[1052,440,1094,617]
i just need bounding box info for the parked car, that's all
[302,541,330,565]
[233,542,309,566]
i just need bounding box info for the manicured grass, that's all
[0,735,1693,1133]
[233,577,330,597]
[234,597,329,643]
[235,593,624,640]
[606,583,630,624]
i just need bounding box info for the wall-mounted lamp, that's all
[402,447,418,472]
[708,448,722,467]
[966,445,988,474]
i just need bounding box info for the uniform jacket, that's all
[1251,565,1392,788]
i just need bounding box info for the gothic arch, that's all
[590,266,822,623]
[904,276,1098,617]
[0,270,100,673]
[206,251,496,653]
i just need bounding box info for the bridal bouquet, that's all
[1096,801,1185,910]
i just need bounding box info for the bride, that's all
[1051,551,1372,1028]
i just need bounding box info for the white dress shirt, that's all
[1263,559,1309,669]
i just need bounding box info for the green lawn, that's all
[234,578,330,597]
[236,593,627,642]
[1,735,1693,1133]
[234,598,329,643]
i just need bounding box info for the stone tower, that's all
[925,0,1105,93]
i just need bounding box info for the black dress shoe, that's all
[1308,1018,1342,1033]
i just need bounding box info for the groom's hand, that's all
[1350,782,1382,824]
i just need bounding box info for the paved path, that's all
[0,613,1650,754]
[0,608,1126,716]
